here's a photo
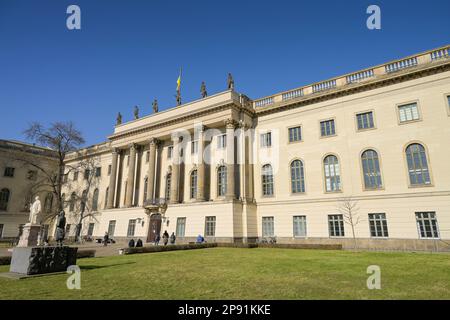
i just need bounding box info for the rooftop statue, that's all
[200,81,208,98]
[153,99,158,113]
[134,106,139,119]
[116,112,122,125]
[227,73,234,90]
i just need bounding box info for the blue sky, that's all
[0,0,449,146]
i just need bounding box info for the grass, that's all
[0,247,449,300]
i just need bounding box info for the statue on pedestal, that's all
[152,99,158,113]
[29,196,41,225]
[227,73,235,90]
[200,81,207,98]
[134,106,139,119]
[116,112,122,125]
[55,211,66,247]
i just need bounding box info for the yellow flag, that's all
[176,68,182,91]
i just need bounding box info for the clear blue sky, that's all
[1,0,449,146]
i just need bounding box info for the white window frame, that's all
[328,214,344,237]
[260,132,272,148]
[262,217,275,237]
[288,126,302,143]
[293,216,307,238]
[176,217,186,237]
[368,213,389,238]
[415,212,440,239]
[397,101,421,124]
[217,134,226,149]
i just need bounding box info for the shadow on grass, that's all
[80,261,136,270]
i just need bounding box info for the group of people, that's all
[154,230,176,246]
[128,238,143,248]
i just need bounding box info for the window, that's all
[328,215,344,237]
[95,167,101,177]
[290,160,305,193]
[44,193,53,213]
[288,126,302,142]
[126,155,130,166]
[361,150,383,189]
[104,187,109,209]
[190,170,198,199]
[205,216,216,237]
[369,213,389,237]
[108,220,116,237]
[92,188,99,211]
[320,119,336,137]
[261,164,274,196]
[356,111,374,130]
[84,169,90,180]
[260,132,272,147]
[4,167,15,177]
[176,217,186,237]
[293,216,307,237]
[324,155,341,192]
[0,224,3,238]
[398,102,420,123]
[447,95,450,113]
[405,143,431,186]
[191,141,198,154]
[127,219,136,237]
[217,166,227,197]
[73,171,79,181]
[217,134,226,149]
[145,151,150,163]
[108,165,112,176]
[416,212,439,238]
[80,190,88,212]
[165,173,171,200]
[27,170,37,181]
[69,192,76,212]
[62,173,68,183]
[65,224,71,236]
[262,217,274,237]
[143,177,148,202]
[167,146,173,159]
[0,189,10,211]
[87,223,95,237]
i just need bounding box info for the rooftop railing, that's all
[253,45,450,109]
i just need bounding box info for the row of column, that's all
[106,118,246,209]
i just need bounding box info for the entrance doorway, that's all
[147,213,162,242]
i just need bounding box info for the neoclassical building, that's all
[2,45,450,250]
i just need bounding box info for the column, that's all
[125,143,137,207]
[196,125,206,201]
[146,138,158,203]
[225,118,236,200]
[106,148,119,209]
[169,134,180,204]
[238,121,247,201]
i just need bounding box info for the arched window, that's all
[81,190,88,212]
[69,192,76,212]
[361,150,383,189]
[290,160,305,193]
[44,193,53,213]
[262,164,274,196]
[104,188,109,209]
[406,143,431,185]
[92,188,99,212]
[190,170,198,199]
[324,155,341,192]
[143,177,148,202]
[217,166,227,197]
[165,173,172,200]
[0,188,10,211]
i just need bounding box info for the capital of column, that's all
[238,120,249,130]
[149,137,160,146]
[224,118,237,129]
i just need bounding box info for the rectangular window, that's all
[176,217,186,237]
[262,217,275,237]
[4,167,15,177]
[87,223,95,237]
[95,167,101,177]
[84,169,90,180]
[145,151,150,163]
[0,224,4,238]
[191,141,198,154]
[328,215,344,237]
[398,102,420,123]
[108,165,112,176]
[108,220,116,237]
[416,212,439,238]
[27,170,37,181]
[126,155,130,166]
[167,146,173,159]
[260,132,272,148]
[73,171,79,181]
[288,126,302,142]
[127,219,136,237]
[217,134,226,149]
[205,216,216,237]
[369,213,389,237]
[447,95,450,113]
[293,216,307,237]
[320,120,336,137]
[356,111,375,130]
[62,173,68,183]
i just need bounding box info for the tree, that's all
[337,197,362,249]
[22,122,85,221]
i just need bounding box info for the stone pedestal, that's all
[10,246,78,275]
[17,223,41,247]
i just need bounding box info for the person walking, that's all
[162,230,169,246]
[154,234,160,246]
[169,232,176,245]
[103,232,109,247]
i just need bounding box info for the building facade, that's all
[2,46,450,250]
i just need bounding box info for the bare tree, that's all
[22,122,85,221]
[66,156,101,243]
[337,197,362,249]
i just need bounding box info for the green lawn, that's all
[0,248,449,299]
